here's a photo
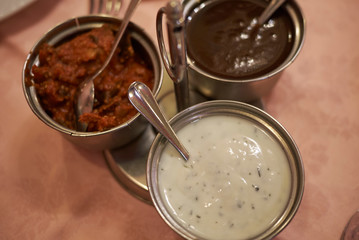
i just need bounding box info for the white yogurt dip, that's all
[157,115,292,240]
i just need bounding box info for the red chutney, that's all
[31,25,154,131]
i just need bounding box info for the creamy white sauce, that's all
[158,115,291,240]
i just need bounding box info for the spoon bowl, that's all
[128,81,190,161]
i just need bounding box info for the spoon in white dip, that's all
[75,0,141,131]
[128,81,190,161]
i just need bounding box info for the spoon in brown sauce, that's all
[245,0,286,42]
[128,81,190,161]
[256,0,287,26]
[75,0,141,131]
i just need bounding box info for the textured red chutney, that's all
[31,25,154,131]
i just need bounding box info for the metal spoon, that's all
[244,0,286,42]
[128,81,190,161]
[256,0,286,26]
[76,0,141,131]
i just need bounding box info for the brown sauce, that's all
[30,24,154,132]
[185,0,295,79]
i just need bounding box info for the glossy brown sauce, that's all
[30,25,154,132]
[185,0,295,79]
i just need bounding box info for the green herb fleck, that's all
[252,184,260,191]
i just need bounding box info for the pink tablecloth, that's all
[0,0,358,239]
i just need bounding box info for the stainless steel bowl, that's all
[22,15,163,150]
[182,0,305,102]
[147,100,304,239]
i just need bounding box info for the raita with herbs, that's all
[158,115,292,240]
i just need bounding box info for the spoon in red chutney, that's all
[75,0,141,131]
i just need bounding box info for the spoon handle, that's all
[76,0,141,130]
[93,0,141,80]
[128,82,190,161]
[257,0,286,26]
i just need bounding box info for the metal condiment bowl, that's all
[182,0,305,102]
[22,15,163,150]
[147,100,304,239]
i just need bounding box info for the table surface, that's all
[1,0,358,239]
